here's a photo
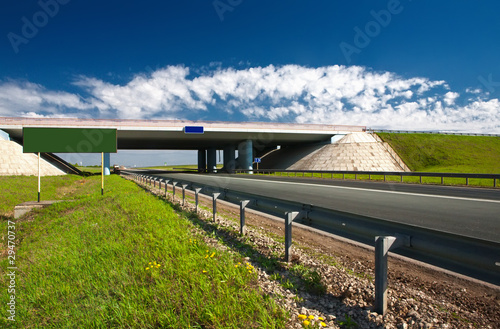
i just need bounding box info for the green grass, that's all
[75,166,103,174]
[377,133,500,173]
[0,175,98,218]
[0,175,286,328]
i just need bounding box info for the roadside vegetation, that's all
[377,133,500,173]
[0,175,286,328]
[0,175,95,218]
[75,165,103,174]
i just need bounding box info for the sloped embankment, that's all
[377,133,500,173]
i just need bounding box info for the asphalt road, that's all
[151,172,500,243]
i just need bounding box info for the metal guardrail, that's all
[122,171,500,313]
[367,128,500,137]
[233,169,500,187]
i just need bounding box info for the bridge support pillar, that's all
[207,147,217,173]
[223,146,236,173]
[197,149,206,173]
[238,140,253,174]
[103,153,110,175]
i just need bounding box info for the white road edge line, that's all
[175,174,500,204]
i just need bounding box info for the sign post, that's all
[254,157,261,170]
[38,152,41,202]
[23,128,117,201]
[101,152,104,195]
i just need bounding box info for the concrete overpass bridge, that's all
[0,117,365,172]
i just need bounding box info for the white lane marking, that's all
[181,175,500,204]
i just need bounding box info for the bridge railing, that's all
[366,128,500,137]
[233,169,500,187]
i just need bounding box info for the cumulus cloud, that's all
[0,80,96,117]
[0,64,499,133]
[443,92,460,106]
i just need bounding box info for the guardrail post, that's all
[182,184,188,206]
[212,193,220,222]
[284,212,299,262]
[239,200,250,235]
[494,178,497,188]
[195,188,202,213]
[163,180,170,198]
[466,177,469,186]
[172,182,178,198]
[374,235,411,315]
[441,177,444,185]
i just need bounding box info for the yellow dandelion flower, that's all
[202,270,207,273]
[308,315,315,320]
[320,322,326,327]
[204,255,209,259]
[248,270,252,274]
[235,264,239,268]
[303,320,310,326]
[146,267,149,270]
[210,252,215,258]
[318,317,324,321]
[298,314,307,320]
[149,262,152,265]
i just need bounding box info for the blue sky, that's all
[1,1,500,165]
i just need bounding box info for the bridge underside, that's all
[0,117,366,172]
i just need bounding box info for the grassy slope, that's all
[0,175,286,328]
[377,133,500,173]
[0,175,96,218]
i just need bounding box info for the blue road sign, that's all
[184,126,204,134]
[254,158,261,163]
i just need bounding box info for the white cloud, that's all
[0,65,499,133]
[443,91,460,105]
[0,81,95,117]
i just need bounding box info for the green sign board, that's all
[23,128,117,153]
